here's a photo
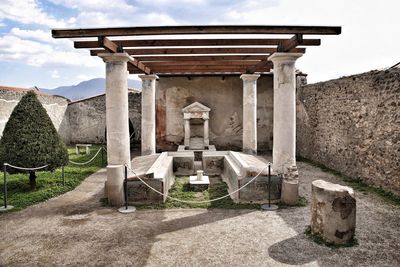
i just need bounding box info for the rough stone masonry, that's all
[297,68,400,195]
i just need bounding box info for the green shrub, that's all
[0,91,68,190]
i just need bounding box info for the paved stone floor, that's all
[0,160,399,267]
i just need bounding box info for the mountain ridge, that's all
[40,78,141,101]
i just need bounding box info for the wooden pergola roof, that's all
[52,25,341,76]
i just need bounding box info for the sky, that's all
[0,0,399,89]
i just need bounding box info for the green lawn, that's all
[136,176,264,210]
[0,145,106,212]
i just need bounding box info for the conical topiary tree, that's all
[0,91,68,190]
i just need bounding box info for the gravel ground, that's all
[0,160,399,267]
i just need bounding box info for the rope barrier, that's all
[125,163,271,204]
[69,147,104,165]
[4,163,48,171]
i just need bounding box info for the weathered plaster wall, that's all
[0,89,68,138]
[156,76,274,151]
[297,68,400,195]
[65,91,141,144]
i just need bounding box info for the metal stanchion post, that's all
[1,164,14,211]
[118,165,136,213]
[101,147,104,166]
[261,163,278,211]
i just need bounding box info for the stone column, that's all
[99,53,131,206]
[203,118,209,146]
[269,52,302,206]
[240,74,260,155]
[268,53,302,173]
[140,74,159,155]
[184,118,190,147]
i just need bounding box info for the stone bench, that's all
[75,144,92,155]
[311,180,356,245]
[127,152,175,204]
[222,151,281,203]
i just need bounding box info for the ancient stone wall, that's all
[0,89,69,139]
[65,91,141,144]
[156,76,274,151]
[297,68,400,195]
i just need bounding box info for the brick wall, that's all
[297,68,400,195]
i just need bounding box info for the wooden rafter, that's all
[90,47,306,56]
[143,61,263,67]
[278,34,304,52]
[246,34,305,73]
[75,38,320,49]
[52,25,341,75]
[97,36,151,74]
[52,25,341,38]
[136,55,268,61]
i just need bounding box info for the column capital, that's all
[98,52,130,63]
[268,52,303,64]
[240,74,260,81]
[139,74,159,81]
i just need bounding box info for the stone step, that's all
[228,151,249,176]
[189,137,205,150]
[223,154,242,178]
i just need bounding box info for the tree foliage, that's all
[0,91,68,189]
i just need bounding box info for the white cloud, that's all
[10,27,55,44]
[51,70,60,78]
[136,0,206,6]
[49,0,136,12]
[0,0,68,27]
[0,34,99,68]
[211,0,400,83]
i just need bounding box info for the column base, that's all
[281,180,299,205]
[243,148,257,155]
[106,165,125,206]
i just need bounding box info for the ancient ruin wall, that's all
[0,89,68,139]
[297,68,400,195]
[156,76,274,151]
[65,91,141,144]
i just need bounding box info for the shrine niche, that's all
[182,102,210,150]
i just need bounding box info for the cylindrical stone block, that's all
[106,165,125,206]
[281,180,299,205]
[311,179,356,245]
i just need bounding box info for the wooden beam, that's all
[127,56,151,74]
[90,47,305,56]
[246,34,305,73]
[52,25,341,38]
[97,36,151,74]
[144,60,264,67]
[129,65,257,70]
[156,73,273,77]
[75,38,321,49]
[135,55,268,61]
[138,66,271,73]
[278,34,303,52]
[98,36,119,52]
